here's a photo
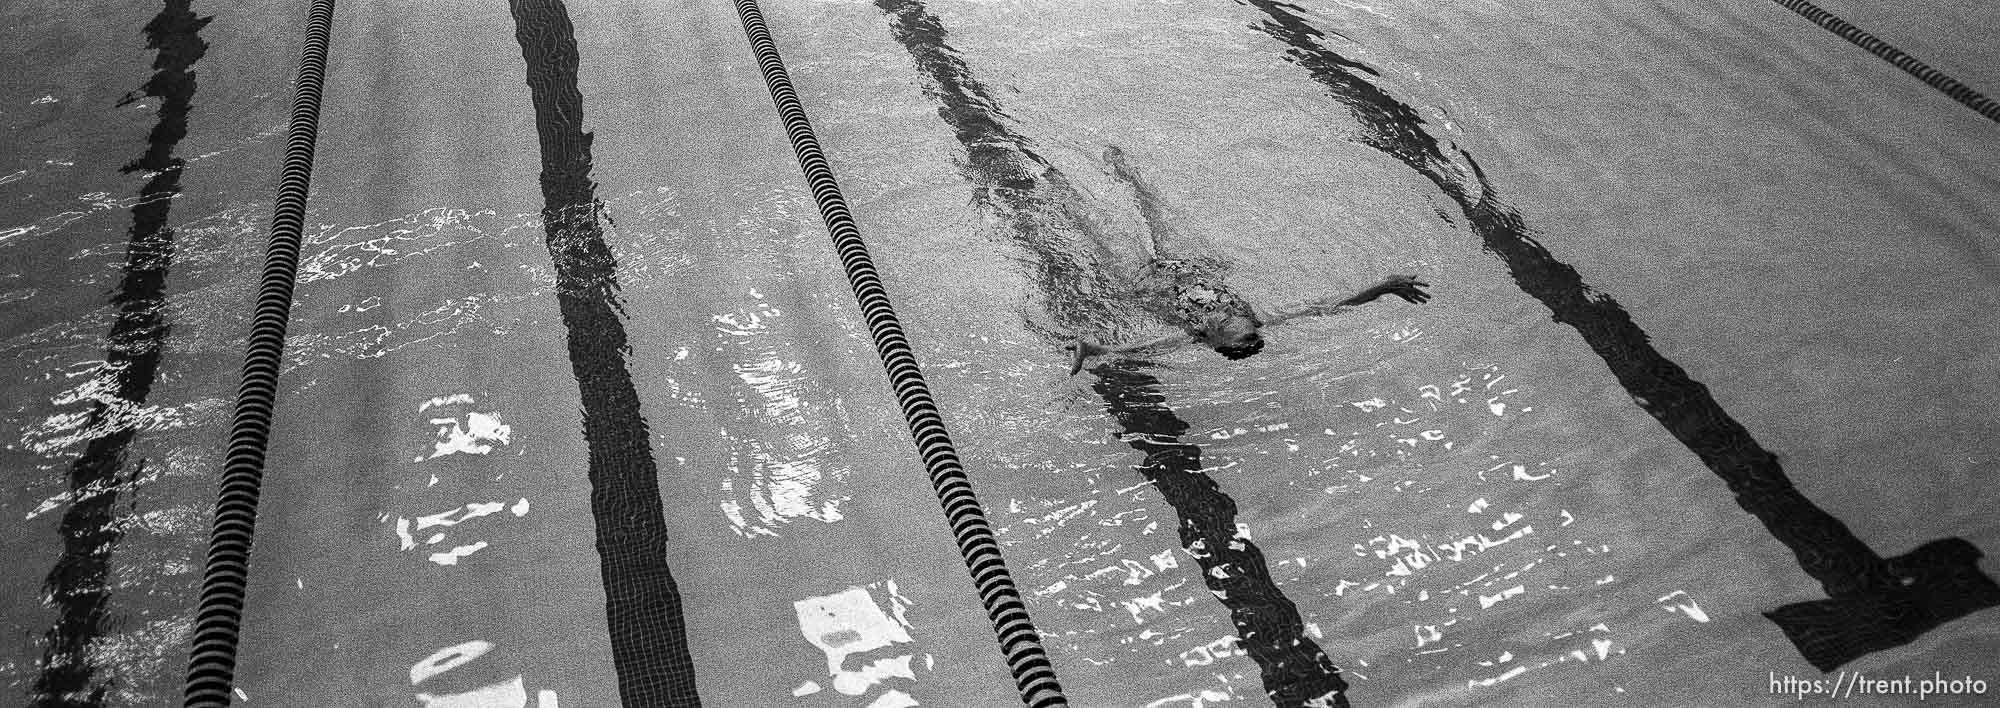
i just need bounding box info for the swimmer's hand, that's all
[1267,277,1433,325]
[1372,275,1432,304]
[1066,337,1109,376]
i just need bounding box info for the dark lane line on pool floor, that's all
[30,2,211,705]
[1237,0,2000,672]
[873,1,1352,705]
[1092,364,1352,708]
[507,0,700,704]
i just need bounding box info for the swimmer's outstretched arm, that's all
[1065,332,1192,375]
[1259,275,1431,326]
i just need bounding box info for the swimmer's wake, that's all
[1066,146,1431,375]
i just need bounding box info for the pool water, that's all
[2,0,1995,705]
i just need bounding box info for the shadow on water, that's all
[874,1,1350,705]
[1236,0,1999,671]
[30,2,210,705]
[507,0,700,703]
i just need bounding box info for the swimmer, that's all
[1067,147,1432,375]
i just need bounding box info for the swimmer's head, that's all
[1202,314,1265,360]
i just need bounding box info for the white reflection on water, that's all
[1655,590,1709,623]
[997,344,1654,701]
[252,188,860,541]
[418,400,514,461]
[409,640,560,708]
[711,291,853,539]
[790,581,931,706]
[59,615,193,706]
[14,353,226,520]
[387,394,533,567]
[998,474,1253,705]
[1197,354,1654,700]
[274,188,699,378]
[16,369,226,460]
[0,191,164,251]
[286,292,520,373]
[299,207,523,285]
[1145,683,1247,708]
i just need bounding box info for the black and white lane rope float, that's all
[1770,0,1998,124]
[728,2,1069,706]
[184,1,335,705]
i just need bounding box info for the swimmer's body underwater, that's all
[1067,147,1433,375]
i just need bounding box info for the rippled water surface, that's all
[3,0,1996,705]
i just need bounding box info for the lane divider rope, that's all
[1769,0,1998,123]
[727,2,1068,706]
[184,1,336,705]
